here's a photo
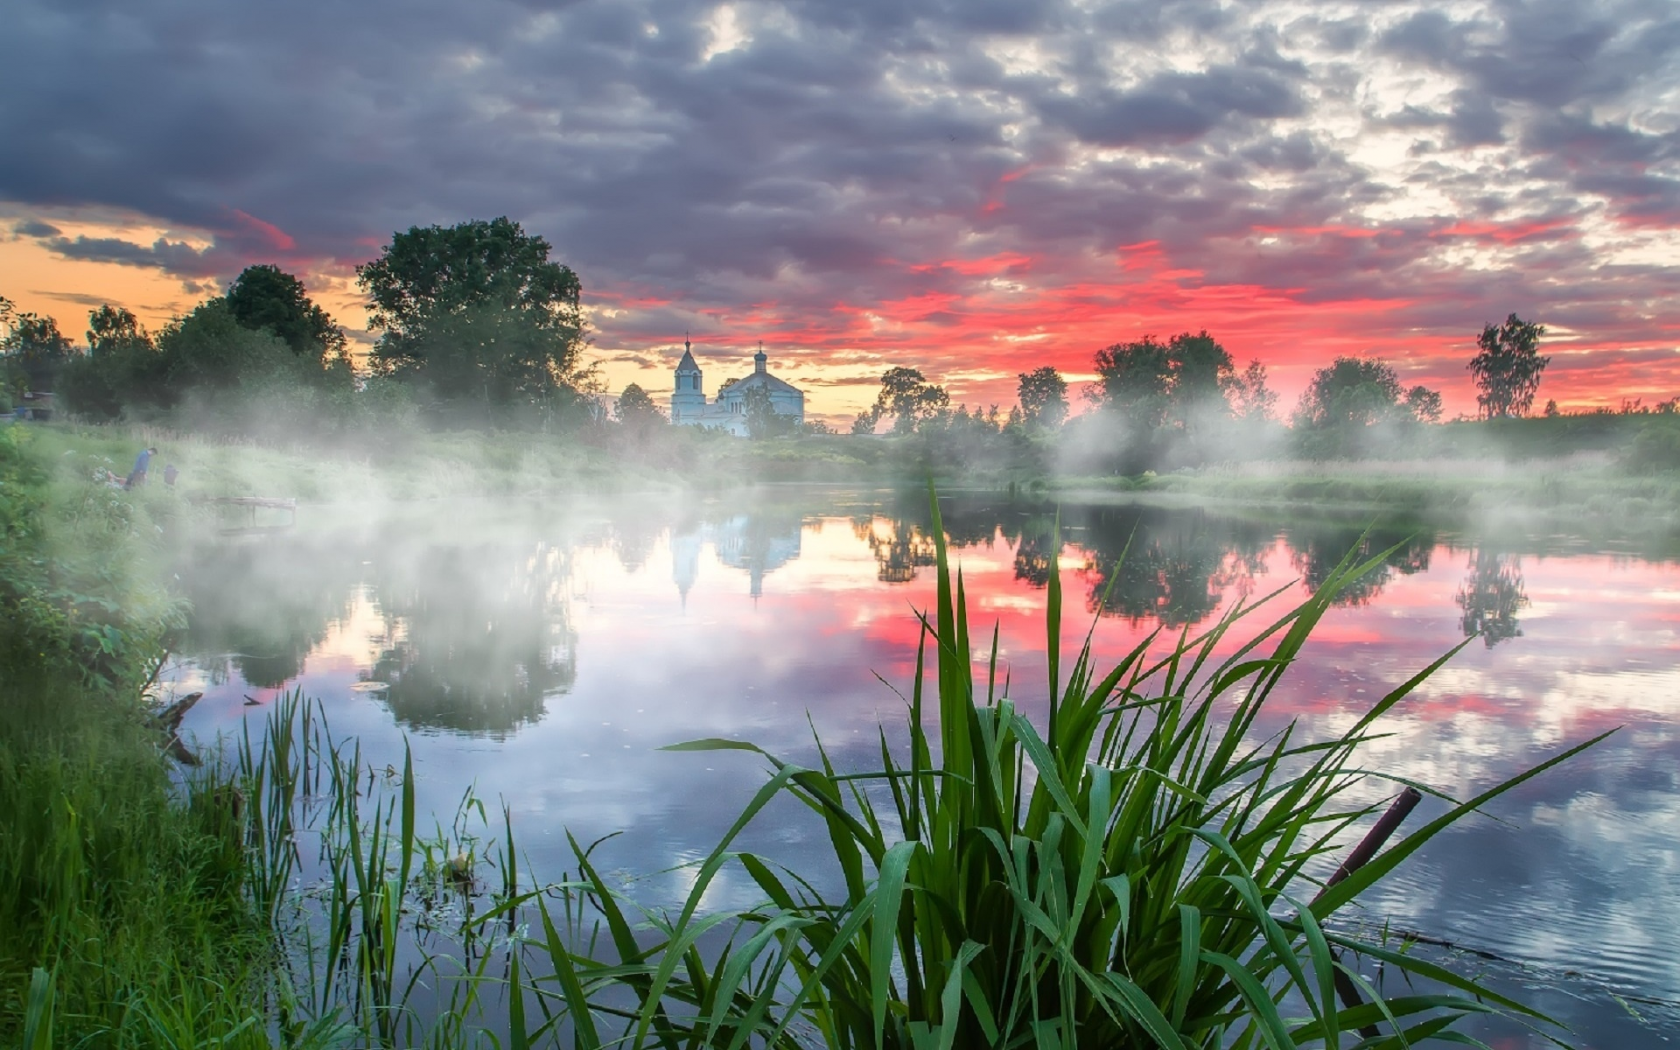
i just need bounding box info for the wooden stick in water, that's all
[1312,786,1423,1039]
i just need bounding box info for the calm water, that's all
[166,490,1680,1047]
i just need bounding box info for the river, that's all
[165,489,1680,1048]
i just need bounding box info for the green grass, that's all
[0,424,279,1048]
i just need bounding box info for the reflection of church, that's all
[671,513,803,601]
[670,338,805,437]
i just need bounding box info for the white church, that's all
[670,338,805,436]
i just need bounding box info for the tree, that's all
[1163,331,1235,426]
[60,306,157,419]
[614,383,664,426]
[1089,337,1172,426]
[743,385,796,439]
[1229,360,1279,422]
[226,264,347,362]
[86,305,152,356]
[1468,313,1548,419]
[155,298,298,393]
[872,367,949,434]
[1,308,74,391]
[851,407,881,435]
[1402,385,1443,424]
[1294,357,1407,430]
[1016,366,1069,429]
[357,217,592,412]
[1088,331,1234,426]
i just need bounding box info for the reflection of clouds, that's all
[165,497,1680,1039]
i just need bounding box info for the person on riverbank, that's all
[124,446,157,489]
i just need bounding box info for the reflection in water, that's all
[855,516,938,584]
[174,534,360,688]
[368,537,577,737]
[1286,523,1434,607]
[167,492,1680,1046]
[714,511,802,598]
[1076,507,1271,627]
[1456,550,1528,647]
[671,510,803,599]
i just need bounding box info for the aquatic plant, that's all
[535,491,1601,1048]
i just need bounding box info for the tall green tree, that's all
[1294,357,1407,429]
[743,385,797,439]
[1089,337,1172,427]
[1016,366,1068,429]
[60,306,157,419]
[614,382,664,426]
[357,217,592,413]
[1292,357,1441,458]
[1229,359,1278,422]
[1468,313,1548,419]
[873,367,949,434]
[226,264,347,362]
[85,305,152,356]
[0,308,74,392]
[1163,330,1235,426]
[1089,332,1234,423]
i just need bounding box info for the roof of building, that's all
[720,370,801,397]
[676,348,700,372]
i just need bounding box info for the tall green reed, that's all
[535,490,1602,1049]
[240,692,529,1048]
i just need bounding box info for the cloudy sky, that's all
[3,0,1678,420]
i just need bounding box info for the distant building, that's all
[670,338,804,436]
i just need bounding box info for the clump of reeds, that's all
[524,490,1600,1048]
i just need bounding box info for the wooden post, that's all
[1311,787,1423,1038]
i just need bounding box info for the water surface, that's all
[168,490,1680,1047]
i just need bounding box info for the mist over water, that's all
[162,490,1680,1048]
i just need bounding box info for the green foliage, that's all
[1084,332,1244,471]
[1469,314,1548,420]
[873,367,950,435]
[543,493,1588,1048]
[1017,365,1069,429]
[1090,335,1173,428]
[225,264,348,362]
[1229,359,1279,423]
[0,427,269,1048]
[359,217,595,417]
[1623,418,1680,475]
[1402,384,1443,424]
[744,384,798,439]
[1292,357,1440,459]
[0,306,75,392]
[615,382,666,436]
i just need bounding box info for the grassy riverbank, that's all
[1074,454,1680,544]
[28,412,1677,534]
[0,425,276,1047]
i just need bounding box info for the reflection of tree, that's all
[370,540,577,737]
[1286,524,1434,607]
[856,517,938,583]
[608,510,664,573]
[1012,528,1057,588]
[1456,550,1527,647]
[174,535,357,688]
[1076,508,1271,628]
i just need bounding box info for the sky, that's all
[2,0,1678,423]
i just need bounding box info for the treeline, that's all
[843,313,1676,474]
[3,212,1676,475]
[0,217,601,440]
